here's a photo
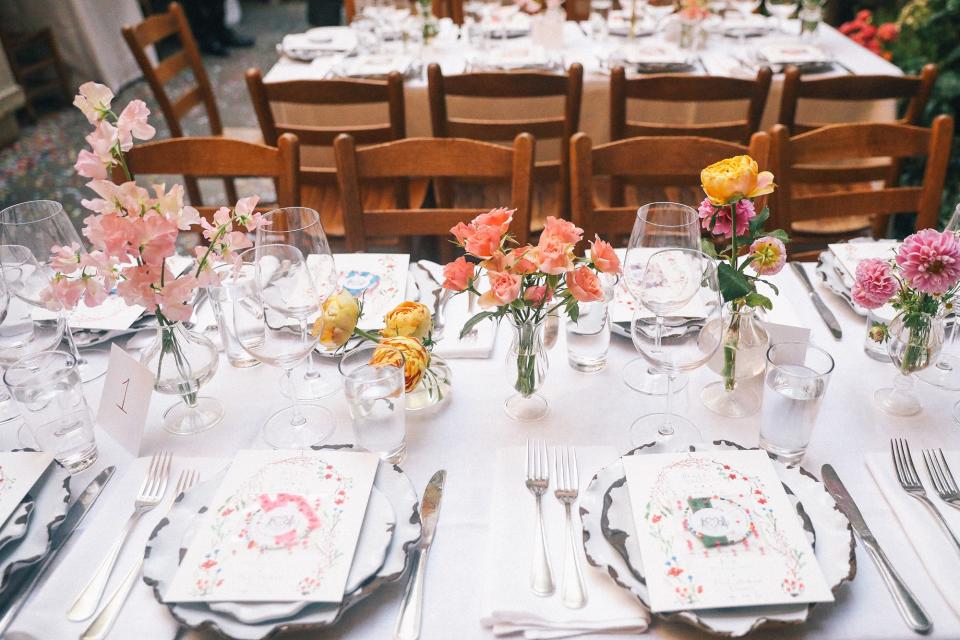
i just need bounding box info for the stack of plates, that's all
[756,42,836,73]
[581,441,855,636]
[616,43,697,73]
[143,446,421,638]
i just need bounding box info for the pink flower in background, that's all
[565,266,604,302]
[896,229,960,295]
[540,216,582,245]
[523,285,552,305]
[41,277,84,311]
[479,271,521,308]
[472,207,514,235]
[73,82,114,125]
[537,237,575,275]
[137,213,178,266]
[442,257,474,291]
[75,121,119,179]
[50,244,82,275]
[117,264,161,311]
[590,236,621,274]
[851,258,898,309]
[463,225,502,259]
[748,237,786,276]
[116,100,155,149]
[233,196,265,231]
[698,198,756,238]
[156,274,198,322]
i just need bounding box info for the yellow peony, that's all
[311,290,360,349]
[381,301,432,340]
[371,336,430,392]
[701,155,775,206]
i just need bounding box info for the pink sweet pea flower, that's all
[74,150,108,180]
[50,243,83,275]
[117,263,161,311]
[590,236,620,274]
[73,82,114,125]
[698,197,756,239]
[442,256,474,291]
[479,271,521,308]
[41,276,84,311]
[748,237,787,276]
[116,100,155,149]
[84,213,137,260]
[541,216,583,245]
[565,266,604,302]
[80,277,109,308]
[156,274,198,322]
[151,184,199,229]
[851,258,898,309]
[137,213,179,266]
[75,121,120,179]
[895,228,960,295]
[233,196,265,231]
[472,207,514,235]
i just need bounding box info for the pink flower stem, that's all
[723,203,742,391]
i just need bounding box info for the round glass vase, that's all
[875,311,945,416]
[700,303,770,418]
[140,321,223,436]
[504,317,549,421]
[406,354,453,412]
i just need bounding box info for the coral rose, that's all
[312,290,360,349]
[372,336,430,392]
[382,301,432,340]
[442,256,474,291]
[472,207,514,234]
[479,271,521,309]
[701,155,775,206]
[590,236,621,274]
[565,266,604,303]
[540,216,583,244]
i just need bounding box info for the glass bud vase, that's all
[504,317,549,421]
[700,303,769,418]
[140,321,223,435]
[406,354,453,412]
[875,311,945,416]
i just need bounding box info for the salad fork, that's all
[554,446,587,609]
[68,451,173,621]
[525,439,555,596]
[922,448,960,511]
[891,439,960,555]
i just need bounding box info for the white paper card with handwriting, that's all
[0,451,54,528]
[96,344,154,455]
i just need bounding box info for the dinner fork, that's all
[81,468,200,640]
[891,439,960,555]
[525,439,555,596]
[554,446,587,609]
[922,448,960,511]
[68,451,173,621]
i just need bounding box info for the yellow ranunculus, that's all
[371,336,430,392]
[312,290,359,349]
[381,301,432,340]
[701,155,776,206]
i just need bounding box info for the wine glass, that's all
[766,0,797,34]
[918,203,960,390]
[629,248,721,450]
[232,244,335,448]
[257,207,341,401]
[0,200,108,383]
[622,202,701,395]
[728,0,763,45]
[645,0,676,29]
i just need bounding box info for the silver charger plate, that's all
[0,496,35,554]
[581,440,855,637]
[144,446,421,639]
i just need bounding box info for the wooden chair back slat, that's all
[257,77,398,104]
[275,124,395,147]
[789,188,924,222]
[153,49,189,84]
[172,87,204,121]
[433,0,464,23]
[624,121,749,141]
[446,118,565,140]
[785,122,935,163]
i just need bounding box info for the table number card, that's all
[165,449,379,604]
[0,451,54,528]
[97,344,155,455]
[623,450,833,613]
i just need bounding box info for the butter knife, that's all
[822,465,932,634]
[791,263,843,340]
[0,466,116,634]
[394,470,446,640]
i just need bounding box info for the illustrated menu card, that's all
[0,451,54,528]
[622,450,833,613]
[828,241,900,283]
[164,449,380,604]
[333,253,409,330]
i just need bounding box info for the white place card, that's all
[0,451,54,528]
[34,295,145,331]
[334,253,409,330]
[164,449,380,604]
[828,241,900,281]
[623,450,833,613]
[96,344,155,455]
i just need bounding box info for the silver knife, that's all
[0,466,115,634]
[394,470,446,640]
[415,262,449,341]
[821,465,932,634]
[791,262,843,340]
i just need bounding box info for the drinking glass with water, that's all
[566,299,611,373]
[340,344,407,464]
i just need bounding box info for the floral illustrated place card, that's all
[334,253,409,330]
[164,449,380,604]
[0,451,54,528]
[828,241,900,283]
[622,450,833,613]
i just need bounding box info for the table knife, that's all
[822,465,932,634]
[791,262,843,340]
[0,466,115,635]
[394,469,446,640]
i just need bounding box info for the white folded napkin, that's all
[866,451,960,620]
[281,29,355,59]
[758,42,831,65]
[480,446,651,638]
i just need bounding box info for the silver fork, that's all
[68,451,173,621]
[553,446,587,609]
[81,468,200,640]
[891,439,960,555]
[923,448,960,511]
[525,439,555,596]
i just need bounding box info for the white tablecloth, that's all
[5,263,960,640]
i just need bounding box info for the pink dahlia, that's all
[851,258,898,309]
[698,198,756,239]
[895,229,960,295]
[748,237,787,275]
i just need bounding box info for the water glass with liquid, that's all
[566,300,610,373]
[208,262,264,368]
[340,344,406,464]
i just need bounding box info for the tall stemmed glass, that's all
[232,244,335,448]
[622,202,701,395]
[645,0,676,29]
[630,249,721,450]
[257,207,340,400]
[0,201,107,382]
[918,203,960,390]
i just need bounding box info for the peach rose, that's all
[565,266,604,302]
[463,225,502,259]
[540,216,583,244]
[479,271,521,309]
[442,256,474,291]
[590,236,620,274]
[472,207,514,235]
[537,237,575,275]
[509,245,539,274]
[371,336,430,392]
[311,290,360,349]
[523,285,553,305]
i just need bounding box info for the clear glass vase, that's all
[406,355,453,412]
[875,311,945,416]
[504,317,549,421]
[700,303,769,418]
[140,321,223,435]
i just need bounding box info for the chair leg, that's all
[225,177,239,206]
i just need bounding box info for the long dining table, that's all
[3,259,959,640]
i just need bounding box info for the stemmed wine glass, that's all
[622,202,701,395]
[0,200,108,382]
[629,248,721,450]
[232,244,335,448]
[918,203,960,390]
[765,0,797,34]
[257,207,341,400]
[645,0,676,29]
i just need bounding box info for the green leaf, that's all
[747,206,770,239]
[744,292,773,310]
[700,238,719,259]
[765,229,790,243]
[459,311,496,339]
[718,262,754,302]
[567,302,580,323]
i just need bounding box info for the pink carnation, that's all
[698,198,756,239]
[748,237,786,276]
[895,229,960,296]
[851,258,898,309]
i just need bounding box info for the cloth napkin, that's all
[865,451,960,620]
[280,29,355,60]
[480,446,650,638]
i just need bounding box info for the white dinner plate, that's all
[0,495,34,554]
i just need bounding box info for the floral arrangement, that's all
[678,0,710,21]
[840,9,898,60]
[516,0,563,15]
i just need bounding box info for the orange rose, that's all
[701,155,775,206]
[381,301,432,340]
[371,336,430,392]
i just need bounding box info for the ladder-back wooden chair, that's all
[427,63,582,233]
[433,0,464,23]
[334,134,535,253]
[770,116,954,260]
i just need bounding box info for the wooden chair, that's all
[246,68,427,239]
[433,0,464,24]
[334,134,535,253]
[117,134,301,225]
[770,116,954,259]
[570,132,771,241]
[427,63,582,232]
[566,0,591,21]
[121,2,259,205]
[0,28,72,121]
